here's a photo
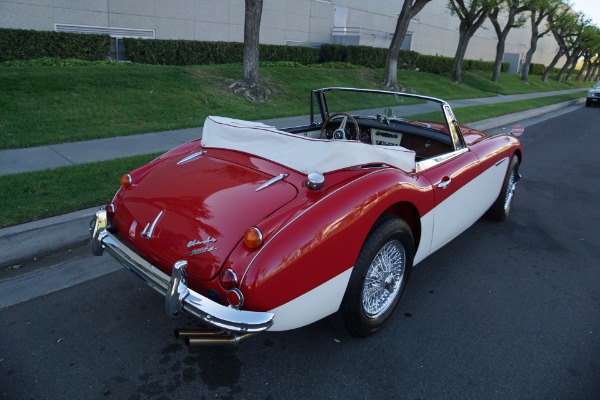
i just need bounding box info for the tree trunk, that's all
[522,14,540,83]
[586,64,598,82]
[566,61,577,81]
[452,28,471,84]
[492,34,507,83]
[542,48,565,82]
[383,0,430,90]
[521,43,536,82]
[584,63,595,81]
[383,1,413,89]
[556,54,573,82]
[243,0,263,86]
[576,58,588,81]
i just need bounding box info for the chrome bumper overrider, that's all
[90,210,274,333]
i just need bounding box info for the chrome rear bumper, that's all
[90,210,274,333]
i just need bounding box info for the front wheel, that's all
[485,155,520,221]
[339,215,414,337]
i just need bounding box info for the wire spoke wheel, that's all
[362,240,406,318]
[504,169,518,212]
[339,215,414,337]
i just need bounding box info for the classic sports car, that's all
[91,87,522,345]
[586,81,600,107]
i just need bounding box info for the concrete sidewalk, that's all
[0,88,586,176]
[0,89,587,268]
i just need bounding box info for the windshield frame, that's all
[310,87,464,152]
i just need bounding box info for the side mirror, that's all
[510,124,524,137]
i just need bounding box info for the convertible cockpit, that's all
[279,87,460,162]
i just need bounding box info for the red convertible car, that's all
[91,88,522,345]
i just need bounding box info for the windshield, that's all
[312,87,454,138]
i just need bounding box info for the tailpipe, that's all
[174,329,256,346]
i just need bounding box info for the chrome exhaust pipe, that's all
[174,329,256,346]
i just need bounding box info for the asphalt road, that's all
[1,106,599,400]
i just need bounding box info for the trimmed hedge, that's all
[415,54,508,74]
[319,44,347,63]
[261,44,318,64]
[415,54,454,74]
[124,38,243,65]
[0,28,512,75]
[529,63,545,75]
[0,28,110,62]
[319,44,419,69]
[124,38,318,65]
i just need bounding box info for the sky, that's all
[569,0,600,27]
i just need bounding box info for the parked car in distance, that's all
[90,87,523,345]
[586,81,600,107]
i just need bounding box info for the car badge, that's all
[188,236,218,256]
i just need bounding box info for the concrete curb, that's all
[0,99,585,267]
[0,207,98,268]
[468,98,585,131]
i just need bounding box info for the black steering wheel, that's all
[320,112,360,141]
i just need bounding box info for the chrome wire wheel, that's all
[361,240,406,319]
[503,169,518,212]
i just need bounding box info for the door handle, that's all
[437,177,451,189]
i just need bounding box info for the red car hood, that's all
[111,152,298,280]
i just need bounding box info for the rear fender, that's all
[228,168,434,329]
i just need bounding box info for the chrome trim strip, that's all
[141,210,163,239]
[91,211,274,333]
[414,148,469,173]
[495,158,508,167]
[255,173,288,192]
[177,151,206,165]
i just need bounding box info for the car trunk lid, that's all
[113,152,298,280]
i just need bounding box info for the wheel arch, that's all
[381,202,421,255]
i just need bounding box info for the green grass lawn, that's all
[0,62,592,227]
[0,153,160,227]
[0,63,590,150]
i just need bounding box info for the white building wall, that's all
[0,0,561,66]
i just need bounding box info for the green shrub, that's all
[397,50,419,70]
[125,38,318,65]
[319,44,347,63]
[415,54,503,74]
[260,61,305,67]
[346,45,387,68]
[529,63,545,75]
[0,57,124,67]
[0,28,110,62]
[416,54,454,74]
[463,59,497,72]
[124,38,243,65]
[309,62,362,69]
[260,44,318,64]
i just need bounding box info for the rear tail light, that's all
[227,288,244,309]
[120,173,132,188]
[106,203,115,218]
[243,227,263,249]
[219,268,238,290]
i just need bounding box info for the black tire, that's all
[586,100,591,107]
[339,215,414,337]
[485,155,520,222]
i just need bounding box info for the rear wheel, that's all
[340,215,414,337]
[485,155,520,221]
